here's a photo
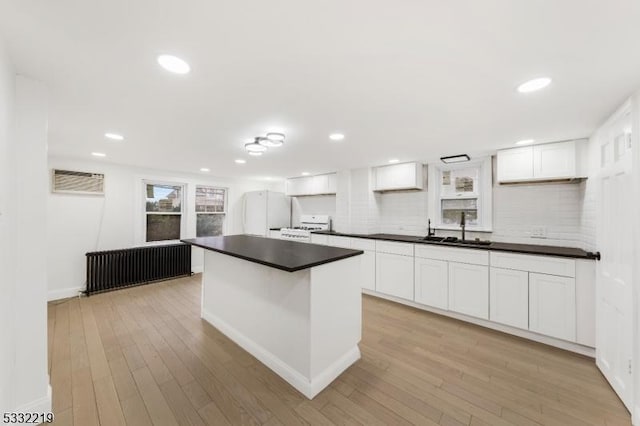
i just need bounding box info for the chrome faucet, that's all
[460,211,466,241]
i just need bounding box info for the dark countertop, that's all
[182,235,363,272]
[311,231,598,260]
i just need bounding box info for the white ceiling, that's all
[2,0,640,180]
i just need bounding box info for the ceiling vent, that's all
[52,169,105,195]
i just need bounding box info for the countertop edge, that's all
[311,231,598,260]
[182,239,364,272]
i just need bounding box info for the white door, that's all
[489,267,528,329]
[596,106,634,410]
[243,191,267,236]
[529,273,576,341]
[448,262,489,319]
[375,252,414,300]
[414,257,448,310]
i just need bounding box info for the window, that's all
[195,186,226,237]
[428,157,492,232]
[145,182,184,242]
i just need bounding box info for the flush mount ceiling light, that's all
[91,152,106,157]
[245,138,268,153]
[157,54,191,74]
[235,159,246,164]
[388,158,400,164]
[200,168,210,172]
[262,133,285,147]
[329,133,345,141]
[515,139,535,145]
[440,154,470,164]
[104,132,124,141]
[517,77,551,93]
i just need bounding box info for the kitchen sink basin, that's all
[422,236,445,242]
[458,239,492,246]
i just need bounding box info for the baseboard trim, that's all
[202,308,359,399]
[191,265,204,274]
[48,286,83,301]
[14,384,52,419]
[362,289,596,358]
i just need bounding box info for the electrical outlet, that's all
[531,226,547,238]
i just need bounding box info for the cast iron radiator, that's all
[85,243,192,296]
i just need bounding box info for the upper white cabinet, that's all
[286,173,337,196]
[497,140,586,183]
[372,162,424,192]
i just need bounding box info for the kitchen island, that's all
[181,235,364,399]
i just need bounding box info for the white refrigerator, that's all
[242,191,291,236]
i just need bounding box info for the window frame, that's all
[427,156,493,232]
[142,180,187,244]
[195,185,228,237]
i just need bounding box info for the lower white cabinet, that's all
[376,252,414,300]
[448,262,489,319]
[489,267,529,329]
[327,235,351,248]
[359,250,376,291]
[414,258,448,310]
[269,230,281,239]
[529,273,576,341]
[310,234,328,245]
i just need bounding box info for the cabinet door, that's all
[533,141,576,179]
[489,267,528,329]
[269,230,281,239]
[529,273,576,341]
[310,234,328,245]
[285,177,310,196]
[448,262,489,319]
[360,251,376,291]
[311,174,329,194]
[414,258,448,310]
[374,162,421,190]
[375,252,414,300]
[496,146,533,182]
[327,235,351,248]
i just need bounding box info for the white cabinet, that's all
[376,252,414,300]
[496,146,534,182]
[529,273,576,341]
[372,162,424,191]
[359,250,376,291]
[496,140,584,183]
[310,234,328,245]
[285,173,337,196]
[533,141,576,179]
[269,230,282,239]
[414,258,448,310]
[327,235,351,248]
[489,267,529,329]
[448,262,489,319]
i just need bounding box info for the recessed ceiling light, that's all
[157,55,191,74]
[248,151,263,156]
[517,77,551,93]
[515,139,535,145]
[235,159,246,164]
[301,172,310,176]
[200,168,210,172]
[388,158,399,164]
[91,152,106,157]
[329,133,345,141]
[104,133,124,141]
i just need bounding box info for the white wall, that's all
[0,36,51,414]
[47,157,274,300]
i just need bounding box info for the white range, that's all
[279,215,331,242]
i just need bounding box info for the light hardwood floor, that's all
[47,274,631,425]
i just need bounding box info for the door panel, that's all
[490,267,528,329]
[448,262,489,319]
[414,258,448,309]
[375,252,413,300]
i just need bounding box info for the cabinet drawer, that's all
[490,252,575,277]
[351,238,376,251]
[415,245,488,266]
[310,234,328,245]
[327,235,351,249]
[376,240,414,256]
